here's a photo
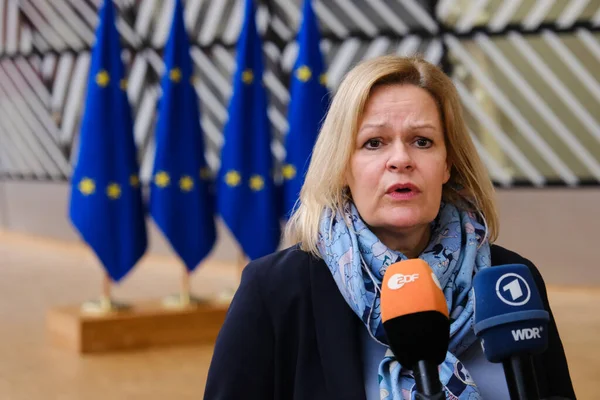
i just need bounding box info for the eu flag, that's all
[283,0,329,217]
[150,0,216,272]
[217,0,280,260]
[69,0,147,282]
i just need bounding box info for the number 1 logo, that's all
[495,273,531,306]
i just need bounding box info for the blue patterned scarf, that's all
[316,201,491,399]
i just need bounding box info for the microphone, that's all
[473,264,550,400]
[381,259,449,400]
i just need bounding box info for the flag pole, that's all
[162,264,199,309]
[81,271,124,314]
[181,265,191,306]
[101,272,112,310]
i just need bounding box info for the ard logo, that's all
[495,273,531,306]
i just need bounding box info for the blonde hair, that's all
[284,55,498,257]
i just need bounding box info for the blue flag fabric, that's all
[149,0,217,272]
[283,0,329,217]
[217,0,280,260]
[69,0,147,282]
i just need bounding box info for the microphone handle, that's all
[413,360,445,399]
[502,354,540,400]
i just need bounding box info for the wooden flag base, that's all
[46,298,230,354]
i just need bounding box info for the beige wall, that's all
[493,188,600,287]
[0,180,598,286]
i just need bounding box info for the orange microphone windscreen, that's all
[381,259,449,323]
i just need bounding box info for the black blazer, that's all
[204,244,576,400]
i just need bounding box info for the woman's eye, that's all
[364,139,382,149]
[415,138,433,148]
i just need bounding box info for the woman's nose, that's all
[386,143,413,171]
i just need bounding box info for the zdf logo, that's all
[387,273,419,290]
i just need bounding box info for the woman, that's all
[204,56,575,399]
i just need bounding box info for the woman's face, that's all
[346,84,450,244]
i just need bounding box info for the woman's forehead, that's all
[359,86,441,126]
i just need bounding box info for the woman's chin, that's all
[373,216,428,234]
[382,209,429,229]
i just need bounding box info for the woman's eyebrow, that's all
[358,121,386,133]
[406,122,437,130]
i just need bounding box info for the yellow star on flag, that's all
[179,175,194,192]
[319,73,327,86]
[169,67,182,83]
[96,70,110,87]
[249,175,265,191]
[200,166,212,180]
[78,178,96,195]
[129,174,140,188]
[225,170,241,187]
[106,183,122,199]
[242,69,254,84]
[120,79,128,90]
[154,171,170,188]
[296,65,312,82]
[282,164,297,180]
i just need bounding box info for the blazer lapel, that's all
[309,256,366,400]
